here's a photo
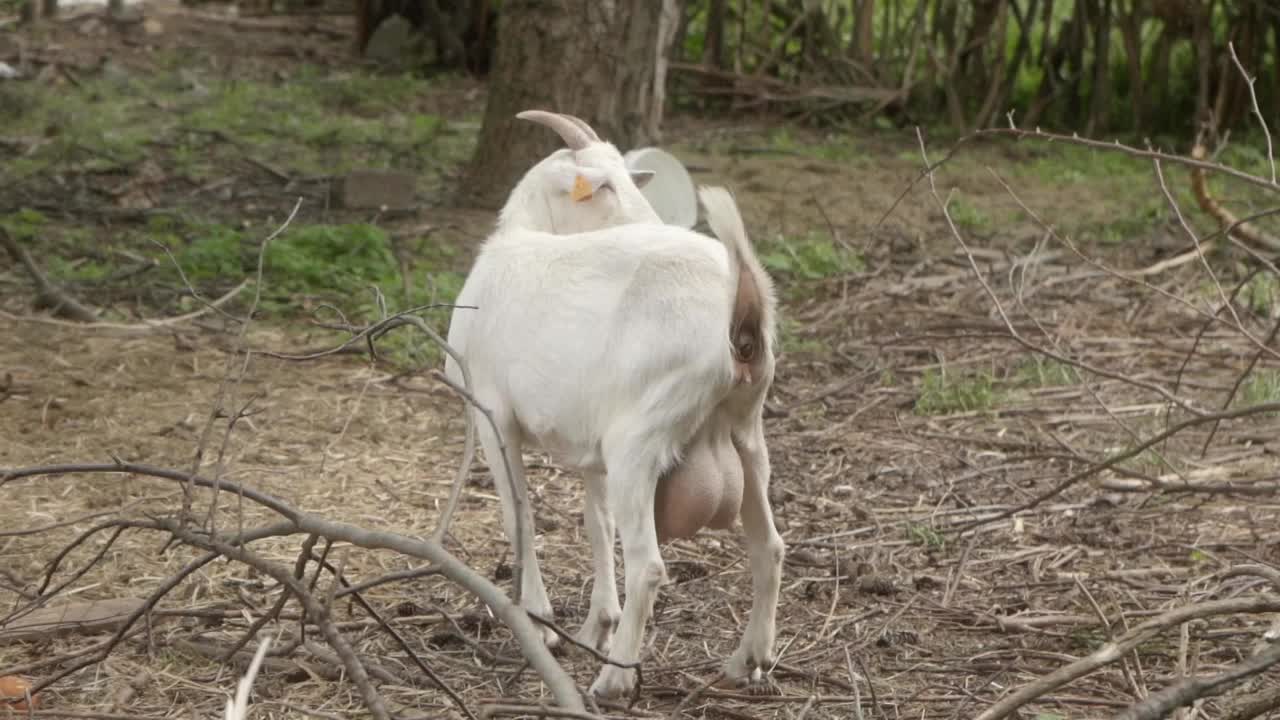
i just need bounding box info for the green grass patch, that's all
[1075,200,1165,247]
[776,316,828,356]
[947,193,991,234]
[0,75,154,180]
[1242,272,1279,317]
[1238,369,1280,416]
[914,368,999,415]
[1014,356,1080,388]
[118,216,464,364]
[1021,144,1150,186]
[0,208,49,241]
[759,231,865,284]
[1,65,472,185]
[905,523,945,549]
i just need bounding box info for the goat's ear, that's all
[630,170,656,188]
[553,164,610,202]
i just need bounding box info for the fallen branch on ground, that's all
[974,595,1280,720]
[0,462,587,713]
[0,225,99,322]
[1111,640,1280,720]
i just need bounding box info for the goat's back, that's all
[446,224,738,472]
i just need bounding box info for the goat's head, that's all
[497,110,663,234]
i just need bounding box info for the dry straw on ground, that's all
[3,23,1280,720]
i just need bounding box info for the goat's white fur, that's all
[444,114,782,697]
[497,144,660,236]
[223,636,271,720]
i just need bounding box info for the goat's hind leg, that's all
[588,445,668,698]
[721,418,784,692]
[475,410,559,648]
[576,472,621,653]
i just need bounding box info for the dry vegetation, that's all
[3,3,1280,720]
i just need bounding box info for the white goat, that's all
[444,111,783,698]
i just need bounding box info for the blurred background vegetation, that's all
[353,0,1278,141]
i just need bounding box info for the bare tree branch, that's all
[974,595,1280,720]
[1111,640,1280,720]
[0,225,99,322]
[0,462,587,712]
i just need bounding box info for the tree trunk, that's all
[999,0,1037,123]
[461,0,678,210]
[1192,0,1214,129]
[1117,0,1143,130]
[1084,0,1112,136]
[704,0,726,68]
[851,0,876,67]
[972,0,1011,129]
[1147,25,1173,125]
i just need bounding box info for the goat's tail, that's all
[698,186,776,377]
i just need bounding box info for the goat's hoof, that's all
[574,612,619,654]
[589,665,636,699]
[716,665,779,696]
[539,625,563,652]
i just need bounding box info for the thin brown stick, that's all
[1111,640,1280,720]
[157,519,390,720]
[306,547,478,720]
[0,462,586,712]
[1227,41,1276,185]
[0,225,99,322]
[974,595,1280,720]
[0,279,249,331]
[914,130,1209,416]
[185,197,302,529]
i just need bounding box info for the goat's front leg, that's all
[476,413,558,649]
[576,472,621,653]
[588,455,667,698]
[722,420,784,690]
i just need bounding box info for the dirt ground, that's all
[3,4,1280,720]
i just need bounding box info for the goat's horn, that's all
[558,113,601,142]
[516,109,595,150]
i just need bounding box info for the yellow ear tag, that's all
[571,174,594,202]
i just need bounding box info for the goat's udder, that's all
[653,431,745,543]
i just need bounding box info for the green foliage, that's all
[0,208,48,241]
[1069,627,1106,652]
[1023,146,1148,186]
[1014,357,1079,388]
[182,73,450,175]
[0,77,152,180]
[172,222,246,281]
[760,231,865,283]
[1117,448,1167,476]
[668,0,1267,135]
[1242,272,1279,317]
[947,194,991,233]
[1,65,467,186]
[776,316,828,356]
[151,219,461,307]
[147,218,463,367]
[1075,199,1165,246]
[914,368,998,415]
[265,224,399,294]
[905,523,945,549]
[765,127,860,163]
[1238,369,1280,416]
